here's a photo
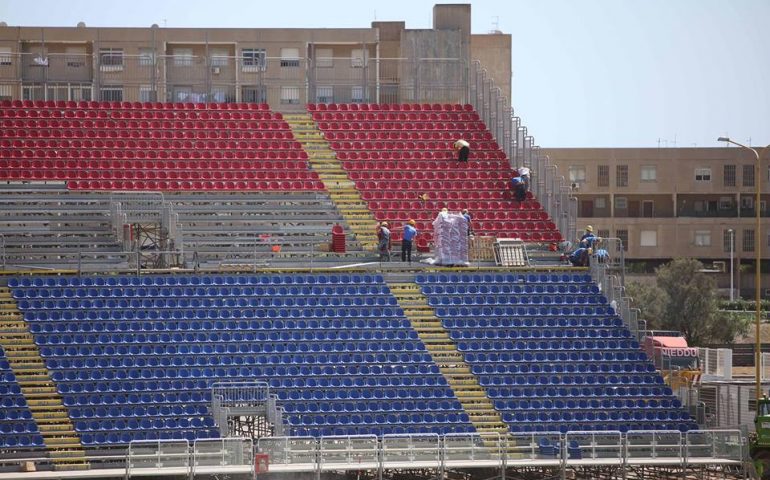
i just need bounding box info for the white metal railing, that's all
[700,347,733,380]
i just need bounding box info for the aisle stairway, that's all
[0,287,88,470]
[388,282,508,435]
[284,113,379,251]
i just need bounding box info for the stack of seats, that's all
[416,272,698,434]
[310,103,561,244]
[0,100,323,191]
[0,347,44,449]
[10,274,473,445]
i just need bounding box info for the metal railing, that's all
[469,60,575,241]
[588,237,638,339]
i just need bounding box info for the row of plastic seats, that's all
[495,397,679,411]
[427,294,605,306]
[42,346,433,365]
[12,273,386,288]
[2,118,290,131]
[440,315,622,329]
[70,403,208,419]
[434,306,614,318]
[474,362,654,376]
[450,329,631,341]
[31,321,415,341]
[342,159,507,172]
[65,179,325,191]
[501,409,689,424]
[417,273,593,284]
[0,408,33,421]
[321,120,486,132]
[278,387,456,402]
[287,412,468,427]
[456,339,639,352]
[75,416,215,432]
[0,434,44,448]
[2,126,294,140]
[5,138,301,150]
[50,357,438,377]
[80,428,220,446]
[0,396,28,408]
[4,148,308,162]
[506,422,694,435]
[308,103,475,112]
[368,199,542,213]
[479,373,663,387]
[325,129,493,142]
[0,421,39,434]
[292,424,476,439]
[466,349,647,364]
[486,385,673,399]
[29,306,404,321]
[283,398,462,414]
[5,170,318,183]
[62,390,209,406]
[313,111,480,122]
[1,99,272,111]
[352,169,511,181]
[358,180,511,192]
[368,206,545,222]
[423,283,598,295]
[3,158,310,172]
[16,283,388,299]
[337,150,506,161]
[360,188,527,203]
[331,140,498,151]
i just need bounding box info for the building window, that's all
[0,47,11,66]
[616,165,628,187]
[280,48,300,67]
[724,165,736,187]
[139,48,155,66]
[695,168,711,182]
[65,46,85,68]
[351,49,366,68]
[242,48,266,71]
[100,86,123,102]
[280,86,300,105]
[351,86,365,103]
[241,86,266,103]
[210,87,226,103]
[597,165,609,187]
[598,229,610,238]
[616,229,628,251]
[316,86,333,104]
[743,164,755,187]
[640,165,656,182]
[694,230,711,247]
[640,230,657,247]
[173,48,194,67]
[316,48,333,68]
[139,85,156,102]
[568,166,586,184]
[614,197,627,210]
[743,229,755,252]
[718,196,734,210]
[724,229,735,253]
[210,48,229,67]
[741,196,754,210]
[595,197,606,209]
[0,84,13,100]
[99,48,123,71]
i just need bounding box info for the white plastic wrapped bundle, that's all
[432,210,469,265]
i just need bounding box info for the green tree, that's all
[627,258,750,346]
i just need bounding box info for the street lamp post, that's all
[718,137,767,399]
[728,228,734,302]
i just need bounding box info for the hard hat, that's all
[408,219,416,225]
[381,222,388,227]
[585,225,593,232]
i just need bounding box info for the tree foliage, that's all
[627,258,751,346]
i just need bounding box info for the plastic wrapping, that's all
[432,211,469,265]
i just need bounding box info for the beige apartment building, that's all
[544,147,769,297]
[0,4,511,108]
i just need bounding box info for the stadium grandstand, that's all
[0,4,747,480]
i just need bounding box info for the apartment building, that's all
[0,4,510,109]
[544,147,769,297]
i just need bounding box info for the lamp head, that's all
[718,136,731,142]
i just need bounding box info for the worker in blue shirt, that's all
[511,176,527,201]
[401,219,418,263]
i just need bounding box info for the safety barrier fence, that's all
[121,430,743,478]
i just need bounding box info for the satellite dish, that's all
[0,22,8,27]
[77,21,86,28]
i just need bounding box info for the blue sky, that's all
[1,0,768,148]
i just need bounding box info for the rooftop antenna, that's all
[374,9,377,21]
[163,19,167,27]
[490,16,500,33]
